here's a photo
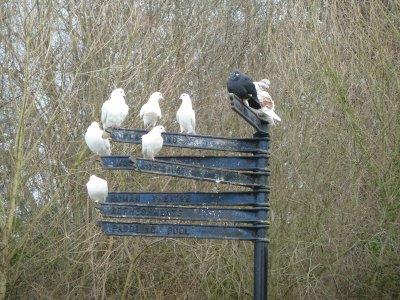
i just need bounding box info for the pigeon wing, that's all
[101,100,109,125]
[190,109,196,134]
[139,102,147,118]
[142,133,162,159]
[243,77,260,105]
[176,110,181,124]
[103,138,111,155]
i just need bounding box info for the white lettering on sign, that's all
[167,226,190,236]
[110,206,183,218]
[111,223,156,234]
[152,194,191,204]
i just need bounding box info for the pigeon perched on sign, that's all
[85,121,111,157]
[101,88,129,130]
[227,70,261,109]
[258,90,282,126]
[86,175,108,203]
[141,125,166,160]
[139,92,163,129]
[176,93,196,134]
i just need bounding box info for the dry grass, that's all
[1,0,400,299]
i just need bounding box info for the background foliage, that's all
[1,0,399,299]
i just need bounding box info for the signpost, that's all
[102,155,269,170]
[107,128,268,153]
[97,94,270,299]
[98,203,268,222]
[98,221,268,241]
[105,191,269,206]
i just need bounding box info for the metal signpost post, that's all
[97,94,270,299]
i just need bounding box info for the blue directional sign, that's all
[106,191,269,206]
[156,156,268,171]
[101,155,268,171]
[108,129,269,153]
[229,94,267,133]
[132,158,269,187]
[101,156,132,170]
[98,203,268,222]
[98,221,268,241]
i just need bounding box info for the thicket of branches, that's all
[1,0,399,299]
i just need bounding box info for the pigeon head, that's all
[149,92,163,102]
[111,88,125,98]
[91,121,101,128]
[89,175,99,181]
[229,69,241,80]
[260,79,270,89]
[152,125,166,134]
[261,79,270,85]
[179,93,191,101]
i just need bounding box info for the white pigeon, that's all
[101,88,129,130]
[86,175,108,203]
[258,90,282,126]
[141,125,166,160]
[139,92,163,129]
[85,121,111,156]
[176,93,196,134]
[253,79,271,95]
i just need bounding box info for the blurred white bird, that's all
[101,88,129,130]
[139,92,163,129]
[141,125,166,160]
[253,79,271,94]
[176,93,196,134]
[86,175,108,203]
[85,122,111,157]
[258,90,281,126]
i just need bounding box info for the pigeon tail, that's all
[265,109,281,122]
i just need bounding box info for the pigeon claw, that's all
[129,157,137,169]
[181,131,189,136]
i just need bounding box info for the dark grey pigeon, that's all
[227,70,261,109]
